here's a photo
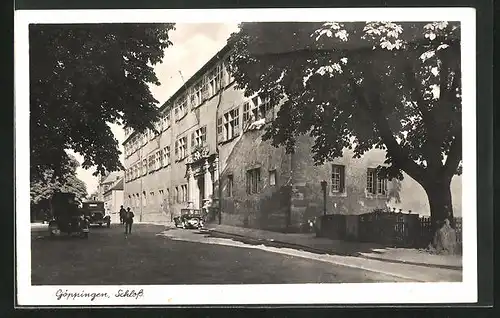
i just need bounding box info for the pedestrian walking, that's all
[119,205,126,224]
[124,207,135,235]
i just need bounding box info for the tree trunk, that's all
[424,177,457,253]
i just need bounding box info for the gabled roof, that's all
[102,171,123,184]
[109,178,123,191]
[103,178,123,196]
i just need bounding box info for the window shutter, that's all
[217,116,224,142]
[233,108,240,136]
[191,132,195,149]
[246,172,250,194]
[175,140,179,160]
[233,120,240,137]
[340,166,345,193]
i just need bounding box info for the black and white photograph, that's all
[15,8,477,306]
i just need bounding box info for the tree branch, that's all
[443,132,462,178]
[403,60,443,173]
[347,74,427,185]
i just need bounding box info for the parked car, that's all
[81,201,111,228]
[48,192,89,238]
[174,213,204,229]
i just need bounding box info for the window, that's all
[166,188,170,204]
[175,137,188,161]
[227,174,234,197]
[174,95,188,121]
[150,191,155,205]
[180,184,188,202]
[142,191,147,206]
[376,174,387,195]
[158,149,164,167]
[207,64,224,96]
[243,94,273,125]
[246,168,261,194]
[175,187,179,203]
[142,159,147,175]
[161,113,170,131]
[163,146,170,166]
[201,79,209,101]
[155,151,162,170]
[154,121,161,134]
[367,168,387,195]
[331,165,345,193]
[190,81,203,108]
[148,155,155,173]
[191,126,207,149]
[218,107,240,142]
[269,169,277,186]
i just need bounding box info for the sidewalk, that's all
[206,224,462,270]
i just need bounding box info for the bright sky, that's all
[71,23,240,195]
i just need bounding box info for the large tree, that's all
[30,155,88,221]
[30,23,175,181]
[229,22,461,242]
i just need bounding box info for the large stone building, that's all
[122,43,394,229]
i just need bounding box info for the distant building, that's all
[103,177,124,223]
[122,43,394,230]
[96,171,123,201]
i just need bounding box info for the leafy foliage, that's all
[30,23,175,181]
[30,155,88,205]
[229,22,461,228]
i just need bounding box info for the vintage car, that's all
[81,201,111,227]
[48,192,89,238]
[174,210,204,229]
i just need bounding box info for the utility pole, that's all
[321,180,327,216]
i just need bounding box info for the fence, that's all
[316,210,463,249]
[419,216,462,248]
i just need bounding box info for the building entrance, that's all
[197,176,204,210]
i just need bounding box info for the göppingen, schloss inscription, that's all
[55,289,144,301]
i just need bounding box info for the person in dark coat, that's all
[119,205,126,224]
[124,207,135,234]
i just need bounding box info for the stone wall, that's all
[219,128,292,231]
[289,135,391,231]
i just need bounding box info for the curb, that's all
[208,229,462,271]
